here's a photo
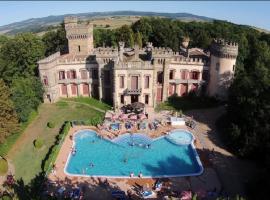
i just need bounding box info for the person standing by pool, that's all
[139,171,143,178]
[130,172,134,177]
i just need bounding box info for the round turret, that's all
[208,39,238,99]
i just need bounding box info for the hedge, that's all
[43,121,71,174]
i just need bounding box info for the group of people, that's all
[130,171,143,178]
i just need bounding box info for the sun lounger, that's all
[141,190,156,199]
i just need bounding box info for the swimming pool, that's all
[65,129,203,178]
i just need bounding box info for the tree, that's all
[134,31,143,47]
[42,22,68,56]
[0,79,19,143]
[11,77,44,122]
[0,33,45,84]
[115,25,134,47]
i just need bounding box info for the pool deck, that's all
[47,122,222,199]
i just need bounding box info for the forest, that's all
[0,17,270,199]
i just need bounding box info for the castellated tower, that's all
[64,16,94,54]
[208,39,238,99]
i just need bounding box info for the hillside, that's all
[0,11,214,35]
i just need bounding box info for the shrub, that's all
[0,158,8,175]
[47,121,55,128]
[34,139,44,149]
[0,195,12,200]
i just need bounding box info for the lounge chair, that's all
[141,190,156,199]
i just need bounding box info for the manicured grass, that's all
[156,95,220,112]
[0,158,8,175]
[0,111,38,156]
[7,100,105,183]
[63,97,112,111]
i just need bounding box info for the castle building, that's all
[38,16,238,108]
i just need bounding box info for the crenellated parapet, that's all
[211,38,238,59]
[38,51,60,65]
[93,47,118,56]
[171,56,205,65]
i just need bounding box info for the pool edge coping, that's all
[63,128,204,178]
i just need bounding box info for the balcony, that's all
[169,79,202,84]
[124,88,142,95]
[58,78,93,84]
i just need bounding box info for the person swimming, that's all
[89,162,94,167]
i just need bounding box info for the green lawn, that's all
[63,97,112,111]
[155,95,220,112]
[6,99,105,183]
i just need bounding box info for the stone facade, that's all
[38,17,238,107]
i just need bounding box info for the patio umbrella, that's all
[180,190,192,200]
[131,102,145,110]
[139,114,147,120]
[112,114,118,120]
[129,114,137,120]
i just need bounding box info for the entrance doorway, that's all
[131,95,139,103]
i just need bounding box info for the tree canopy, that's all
[0,79,19,143]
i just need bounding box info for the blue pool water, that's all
[65,129,203,178]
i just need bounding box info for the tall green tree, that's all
[11,77,44,122]
[134,31,143,47]
[115,25,134,47]
[0,33,45,84]
[0,79,19,143]
[42,22,68,56]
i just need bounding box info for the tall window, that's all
[169,70,174,79]
[145,94,149,105]
[119,76,124,88]
[67,71,70,79]
[131,76,138,90]
[120,95,124,104]
[157,72,163,84]
[202,70,209,81]
[70,70,76,79]
[144,76,150,89]
[190,71,199,80]
[81,70,88,79]
[181,70,187,80]
[78,45,81,52]
[59,71,65,80]
[104,71,110,85]
[43,76,48,86]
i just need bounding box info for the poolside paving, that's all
[48,119,224,199]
